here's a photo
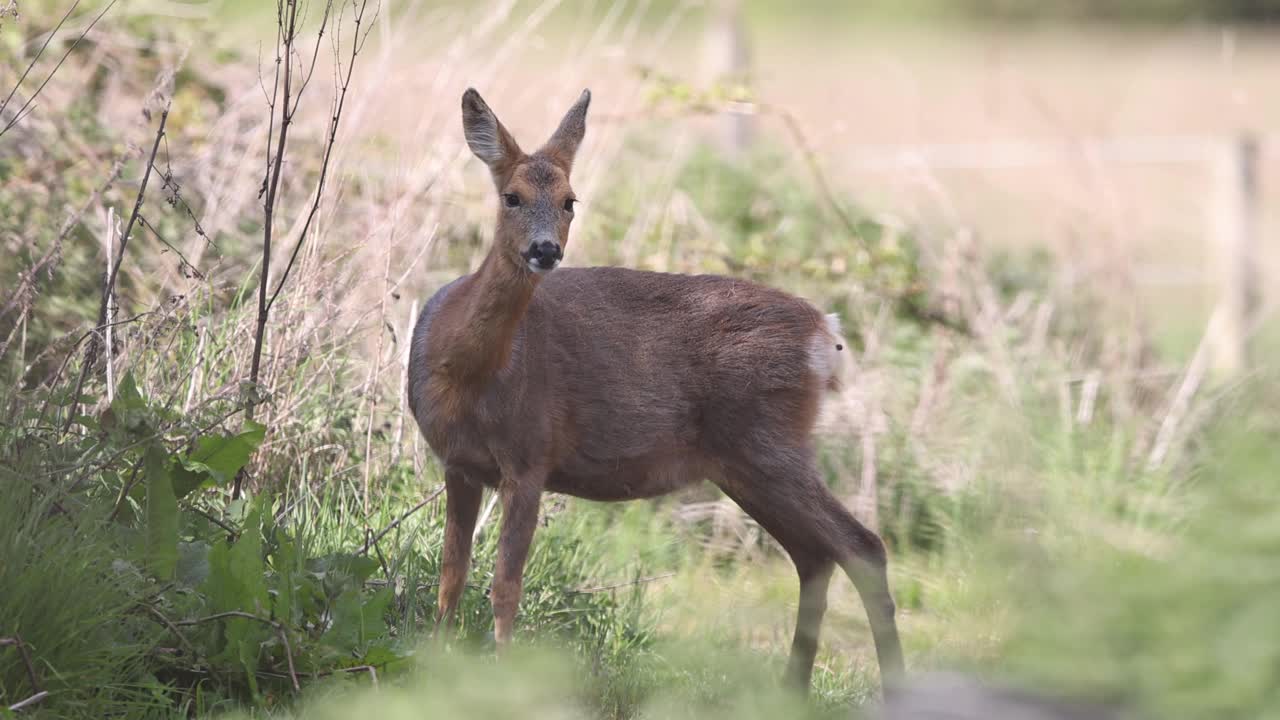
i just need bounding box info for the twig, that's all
[111,108,171,331]
[0,0,120,138]
[137,213,206,279]
[7,691,49,712]
[105,456,145,522]
[171,609,269,627]
[0,126,133,346]
[0,0,77,125]
[365,579,488,595]
[153,154,216,252]
[136,603,200,660]
[183,324,207,412]
[472,493,499,543]
[570,572,677,594]
[1147,309,1220,471]
[265,0,377,313]
[35,310,156,424]
[41,402,245,483]
[241,0,304,497]
[343,665,379,687]
[358,484,445,556]
[361,220,394,514]
[277,625,301,693]
[184,502,240,541]
[170,611,299,692]
[64,106,171,434]
[392,299,419,464]
[0,637,42,696]
[1076,370,1101,426]
[102,207,117,402]
[255,662,381,685]
[240,0,374,498]
[1144,297,1275,471]
[856,305,887,532]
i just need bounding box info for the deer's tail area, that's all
[808,312,849,393]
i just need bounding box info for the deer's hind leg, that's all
[714,444,904,691]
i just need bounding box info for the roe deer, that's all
[408,88,905,692]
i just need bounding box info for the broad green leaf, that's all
[360,587,394,641]
[227,506,269,612]
[322,588,364,652]
[306,553,380,599]
[359,642,409,670]
[225,496,251,524]
[172,421,266,499]
[272,535,297,626]
[323,587,393,653]
[203,507,270,689]
[145,444,178,579]
[113,372,146,412]
[109,372,151,435]
[344,554,381,586]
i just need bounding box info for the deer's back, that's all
[537,266,832,404]
[537,268,837,485]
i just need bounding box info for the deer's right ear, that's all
[462,88,523,184]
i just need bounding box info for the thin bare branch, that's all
[239,0,374,498]
[0,0,119,139]
[266,0,373,313]
[570,572,678,595]
[63,106,171,434]
[0,637,42,696]
[184,502,240,540]
[137,213,206,280]
[240,0,302,497]
[7,691,49,712]
[163,610,300,693]
[291,0,335,110]
[358,484,446,556]
[135,604,201,660]
[0,0,80,122]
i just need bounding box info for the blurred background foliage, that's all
[776,0,1280,23]
[2,0,1279,718]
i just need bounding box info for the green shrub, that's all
[0,476,165,717]
[995,381,1280,718]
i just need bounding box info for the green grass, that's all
[0,480,164,717]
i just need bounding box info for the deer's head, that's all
[462,88,590,275]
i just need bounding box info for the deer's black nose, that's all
[525,240,562,270]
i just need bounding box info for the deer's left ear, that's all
[539,89,591,173]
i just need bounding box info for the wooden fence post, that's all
[1209,133,1259,377]
[702,0,753,153]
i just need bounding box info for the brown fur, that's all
[408,89,904,691]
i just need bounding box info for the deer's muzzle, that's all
[523,239,562,273]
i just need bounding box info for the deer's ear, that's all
[462,88,523,183]
[539,89,591,173]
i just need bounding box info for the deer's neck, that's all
[441,246,538,385]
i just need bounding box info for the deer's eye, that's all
[563,197,577,213]
[502,193,521,208]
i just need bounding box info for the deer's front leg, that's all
[491,477,543,647]
[436,467,482,634]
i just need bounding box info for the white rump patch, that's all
[807,313,848,391]
[812,313,859,437]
